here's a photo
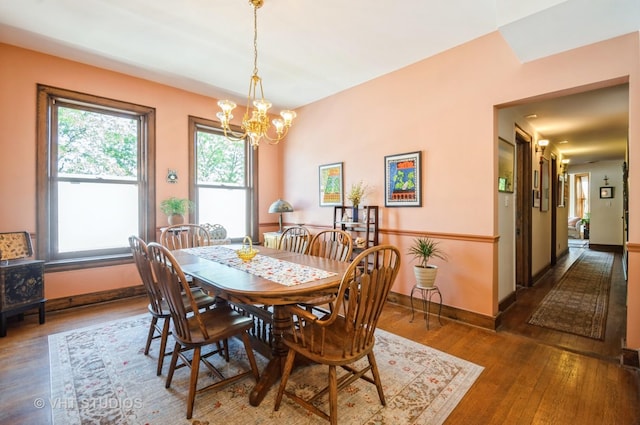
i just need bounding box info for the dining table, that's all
[171,243,350,406]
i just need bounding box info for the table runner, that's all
[180,246,338,287]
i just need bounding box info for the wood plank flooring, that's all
[1,246,638,424]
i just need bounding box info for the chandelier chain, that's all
[252,4,259,77]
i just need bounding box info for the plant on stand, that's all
[160,197,194,225]
[407,237,447,288]
[346,180,369,222]
[581,212,590,239]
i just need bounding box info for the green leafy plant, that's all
[580,212,590,225]
[159,197,194,216]
[346,180,370,207]
[407,237,448,268]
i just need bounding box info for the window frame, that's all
[188,115,258,242]
[36,85,156,270]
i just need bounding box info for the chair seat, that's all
[283,315,375,365]
[151,288,216,317]
[180,306,254,346]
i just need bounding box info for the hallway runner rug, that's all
[528,249,614,339]
[48,314,483,425]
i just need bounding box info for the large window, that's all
[188,116,257,241]
[37,85,155,267]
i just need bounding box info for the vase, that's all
[352,206,359,222]
[168,213,184,225]
[413,265,438,288]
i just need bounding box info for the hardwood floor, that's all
[1,248,638,424]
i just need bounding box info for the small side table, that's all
[0,259,46,337]
[263,232,282,249]
[410,284,442,329]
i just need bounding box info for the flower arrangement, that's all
[346,180,370,207]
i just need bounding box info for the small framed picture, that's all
[600,186,614,199]
[318,162,343,206]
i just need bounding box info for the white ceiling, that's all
[0,0,638,165]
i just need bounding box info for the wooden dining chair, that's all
[308,229,353,262]
[277,225,311,254]
[160,224,211,250]
[274,244,401,425]
[128,236,217,376]
[303,229,354,315]
[146,242,260,419]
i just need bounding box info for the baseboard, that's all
[587,243,623,253]
[46,286,146,312]
[499,291,517,312]
[387,290,499,330]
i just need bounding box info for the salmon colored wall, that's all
[0,43,282,300]
[2,31,639,347]
[281,32,640,345]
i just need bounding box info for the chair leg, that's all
[186,346,201,419]
[156,317,171,376]
[240,332,260,381]
[274,348,297,411]
[367,351,386,405]
[165,341,181,388]
[144,316,158,355]
[328,365,338,425]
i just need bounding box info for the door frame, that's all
[515,126,532,287]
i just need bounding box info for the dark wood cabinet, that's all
[0,259,46,337]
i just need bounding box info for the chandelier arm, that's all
[221,125,247,142]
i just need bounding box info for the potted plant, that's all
[407,237,447,288]
[159,197,194,225]
[581,212,590,239]
[346,180,370,222]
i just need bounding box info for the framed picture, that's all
[533,189,540,208]
[498,138,514,192]
[318,162,343,206]
[540,158,549,212]
[533,170,539,189]
[384,151,422,207]
[600,186,614,198]
[557,175,567,207]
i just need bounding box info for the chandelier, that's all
[216,0,296,149]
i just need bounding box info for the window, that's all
[188,116,257,241]
[37,85,155,268]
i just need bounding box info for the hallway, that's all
[499,245,627,363]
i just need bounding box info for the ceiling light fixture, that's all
[216,0,296,149]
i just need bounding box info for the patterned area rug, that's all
[49,315,483,425]
[528,250,614,339]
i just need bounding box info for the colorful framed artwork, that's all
[318,162,343,206]
[384,151,421,207]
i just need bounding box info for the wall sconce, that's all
[535,139,549,164]
[561,158,570,177]
[167,169,178,183]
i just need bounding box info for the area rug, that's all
[48,315,483,425]
[528,250,614,339]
